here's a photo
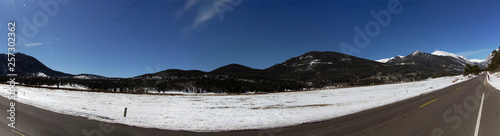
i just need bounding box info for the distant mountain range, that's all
[0,49,496,92]
[376,50,487,68]
[377,50,487,72]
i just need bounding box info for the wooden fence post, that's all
[124,107,127,117]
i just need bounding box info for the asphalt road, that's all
[1,74,499,136]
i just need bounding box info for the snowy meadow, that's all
[0,75,471,132]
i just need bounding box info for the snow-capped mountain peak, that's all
[482,48,500,68]
[411,50,423,55]
[376,55,405,63]
[431,50,467,60]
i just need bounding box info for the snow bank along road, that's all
[2,74,500,135]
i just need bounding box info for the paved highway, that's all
[1,74,498,136]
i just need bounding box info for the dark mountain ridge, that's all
[0,53,72,77]
[0,50,485,93]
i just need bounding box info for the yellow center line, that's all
[11,129,25,136]
[419,99,437,108]
[456,87,461,90]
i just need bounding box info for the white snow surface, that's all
[469,59,485,63]
[73,75,91,79]
[487,72,500,90]
[375,57,393,63]
[36,72,49,78]
[40,84,89,90]
[0,75,471,132]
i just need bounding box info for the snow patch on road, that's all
[0,75,471,132]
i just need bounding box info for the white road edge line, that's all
[474,93,485,136]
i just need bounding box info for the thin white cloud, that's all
[176,0,200,19]
[456,49,493,56]
[25,42,43,47]
[181,3,218,37]
[178,0,239,37]
[192,9,216,29]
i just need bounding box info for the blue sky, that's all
[1,0,500,78]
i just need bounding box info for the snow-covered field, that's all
[487,71,500,90]
[0,75,471,132]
